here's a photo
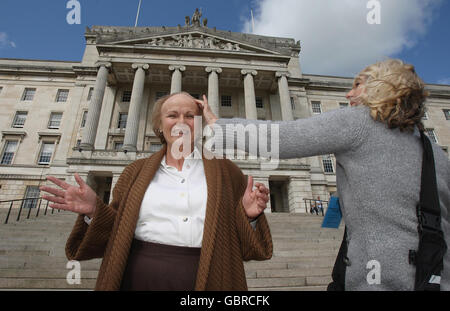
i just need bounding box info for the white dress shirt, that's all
[134,148,207,248]
[84,147,258,245]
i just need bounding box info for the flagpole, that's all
[251,9,255,33]
[135,0,142,27]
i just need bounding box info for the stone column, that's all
[80,62,111,150]
[123,63,149,152]
[288,176,313,213]
[205,67,222,117]
[169,65,186,94]
[276,71,294,121]
[241,69,258,120]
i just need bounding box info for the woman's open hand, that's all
[242,176,270,220]
[194,94,218,125]
[40,173,97,218]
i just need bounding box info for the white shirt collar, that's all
[161,146,202,170]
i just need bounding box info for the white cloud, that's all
[243,0,442,77]
[0,32,17,49]
[437,78,450,85]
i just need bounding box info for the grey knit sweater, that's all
[216,106,450,290]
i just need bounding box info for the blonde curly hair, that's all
[355,59,429,132]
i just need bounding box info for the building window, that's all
[312,101,322,114]
[221,95,232,107]
[80,111,88,128]
[339,102,349,109]
[118,113,128,129]
[114,142,124,151]
[443,109,450,120]
[22,186,41,209]
[76,139,81,148]
[48,112,63,129]
[122,90,132,102]
[56,89,69,102]
[38,143,55,165]
[21,88,36,101]
[425,129,438,144]
[322,154,334,173]
[256,97,264,109]
[150,143,162,153]
[0,87,3,95]
[87,87,94,101]
[12,111,28,128]
[1,141,18,165]
[290,97,295,110]
[156,91,169,100]
[422,111,429,120]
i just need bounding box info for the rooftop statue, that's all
[191,8,202,27]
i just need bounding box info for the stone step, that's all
[246,267,332,279]
[0,278,96,290]
[0,269,99,279]
[246,275,331,288]
[0,257,102,270]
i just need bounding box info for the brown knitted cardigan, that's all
[65,146,273,291]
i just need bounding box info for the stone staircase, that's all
[245,213,343,291]
[0,208,344,290]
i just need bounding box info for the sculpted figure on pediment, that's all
[172,35,183,47]
[157,37,165,46]
[223,42,233,50]
[186,34,194,48]
[194,35,205,48]
[204,36,217,49]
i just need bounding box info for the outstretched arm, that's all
[196,94,370,159]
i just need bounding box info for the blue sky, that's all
[0,0,449,84]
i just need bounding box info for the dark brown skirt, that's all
[120,239,201,291]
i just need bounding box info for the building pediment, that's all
[106,31,282,56]
[87,26,300,57]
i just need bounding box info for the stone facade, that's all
[1,20,449,213]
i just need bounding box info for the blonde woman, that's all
[199,59,450,290]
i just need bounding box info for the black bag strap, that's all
[327,226,347,291]
[409,130,447,291]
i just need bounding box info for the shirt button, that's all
[183,217,188,222]
[181,178,185,183]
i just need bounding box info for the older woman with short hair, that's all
[41,92,272,291]
[200,59,450,290]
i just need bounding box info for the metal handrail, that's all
[1,197,60,224]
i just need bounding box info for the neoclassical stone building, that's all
[1,16,449,213]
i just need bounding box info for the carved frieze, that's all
[136,34,245,52]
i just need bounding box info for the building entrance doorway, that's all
[87,172,113,204]
[269,179,289,213]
